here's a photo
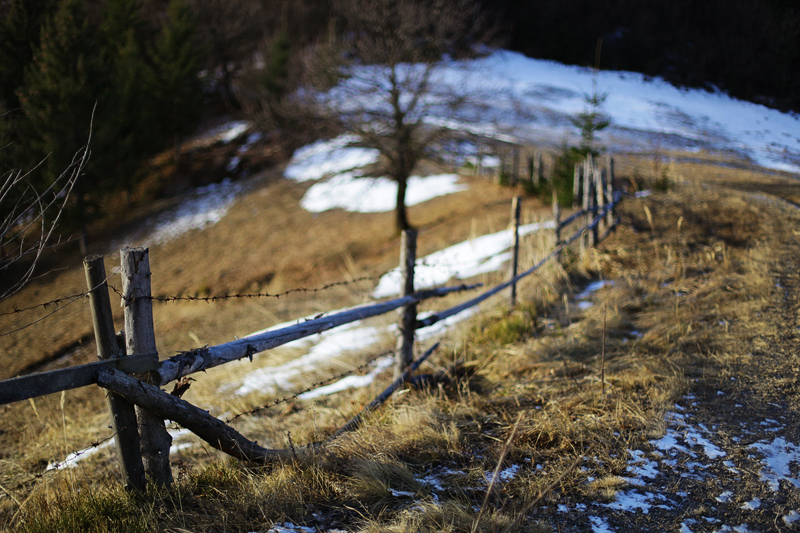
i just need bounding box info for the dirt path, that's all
[551,193,800,532]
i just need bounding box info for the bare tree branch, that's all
[0,115,90,301]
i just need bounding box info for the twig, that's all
[509,447,592,529]
[472,412,523,533]
[601,303,607,398]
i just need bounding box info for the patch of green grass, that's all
[18,483,154,533]
[471,308,537,346]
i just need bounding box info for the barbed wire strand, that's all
[224,349,395,424]
[0,291,88,318]
[5,432,117,496]
[0,267,121,337]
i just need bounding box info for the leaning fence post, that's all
[84,255,145,492]
[509,196,521,307]
[582,157,592,251]
[394,230,417,380]
[511,145,519,186]
[573,164,581,207]
[120,247,173,486]
[596,168,607,240]
[606,157,616,226]
[552,193,562,261]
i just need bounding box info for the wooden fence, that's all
[0,155,620,491]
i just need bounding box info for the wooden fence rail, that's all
[0,154,622,490]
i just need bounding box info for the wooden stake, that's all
[582,157,592,250]
[84,256,145,492]
[395,230,417,379]
[509,196,521,307]
[606,157,616,226]
[120,247,173,486]
[511,146,519,186]
[537,152,545,183]
[573,164,581,207]
[552,193,562,262]
[596,168,607,239]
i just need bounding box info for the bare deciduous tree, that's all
[319,0,495,232]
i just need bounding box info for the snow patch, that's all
[284,135,380,182]
[749,437,800,491]
[372,220,555,298]
[300,173,467,213]
[232,321,384,396]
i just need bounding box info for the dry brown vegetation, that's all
[2,148,800,532]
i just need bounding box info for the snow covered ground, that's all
[119,49,800,247]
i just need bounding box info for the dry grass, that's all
[1,150,797,531]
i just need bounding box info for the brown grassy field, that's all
[2,146,800,532]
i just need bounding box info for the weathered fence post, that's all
[527,155,535,187]
[596,168,607,239]
[84,256,145,491]
[395,230,417,380]
[606,157,616,227]
[511,146,520,186]
[573,164,582,207]
[552,193,562,262]
[537,152,545,184]
[582,157,593,250]
[509,196,521,307]
[120,247,173,486]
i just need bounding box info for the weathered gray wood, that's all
[596,168,606,239]
[417,197,622,331]
[332,342,439,440]
[84,256,145,491]
[527,155,535,186]
[96,368,293,464]
[606,157,616,226]
[120,247,173,486]
[509,196,521,307]
[582,157,592,250]
[553,193,562,261]
[537,152,545,183]
[511,146,519,186]
[395,230,417,379]
[156,283,477,386]
[573,164,581,206]
[0,352,158,405]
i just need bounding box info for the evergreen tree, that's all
[147,0,204,164]
[0,0,55,175]
[98,0,158,199]
[0,0,54,109]
[16,0,100,247]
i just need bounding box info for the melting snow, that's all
[589,516,615,532]
[232,321,383,396]
[284,135,380,182]
[748,437,800,491]
[741,498,760,510]
[119,179,243,247]
[297,356,394,400]
[45,439,115,471]
[784,511,800,525]
[372,221,555,298]
[300,173,467,213]
[262,524,317,533]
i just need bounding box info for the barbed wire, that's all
[4,432,117,495]
[0,266,121,338]
[0,291,88,318]
[0,293,86,338]
[109,273,391,305]
[223,349,395,424]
